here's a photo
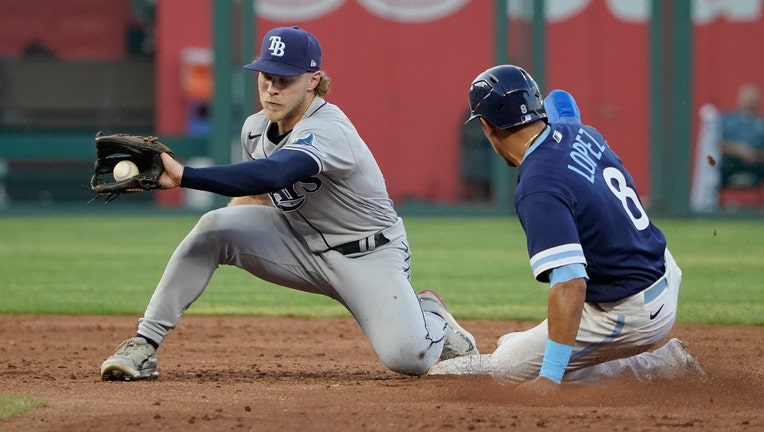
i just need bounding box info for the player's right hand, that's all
[159,152,184,189]
[517,375,561,397]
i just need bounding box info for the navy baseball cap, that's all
[243,26,322,76]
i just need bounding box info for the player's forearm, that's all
[546,278,586,345]
[539,278,586,383]
[720,140,756,160]
[181,150,318,196]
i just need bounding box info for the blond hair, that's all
[315,71,331,97]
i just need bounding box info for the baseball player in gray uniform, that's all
[100,26,477,381]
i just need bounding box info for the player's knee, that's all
[182,209,233,256]
[376,345,433,376]
[188,209,239,244]
[380,356,429,376]
[194,208,226,233]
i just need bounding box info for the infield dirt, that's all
[0,315,761,431]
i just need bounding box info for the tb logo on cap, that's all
[267,36,286,57]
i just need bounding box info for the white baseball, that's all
[113,160,139,181]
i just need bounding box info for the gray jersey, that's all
[240,97,398,252]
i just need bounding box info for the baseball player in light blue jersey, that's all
[429,65,704,389]
[100,26,477,381]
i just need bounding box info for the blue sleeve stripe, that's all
[530,243,586,278]
[530,243,583,266]
[549,263,588,287]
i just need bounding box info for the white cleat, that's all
[428,354,493,376]
[417,290,479,360]
[664,338,707,381]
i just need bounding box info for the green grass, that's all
[0,394,47,420]
[0,215,762,325]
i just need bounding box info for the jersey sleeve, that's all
[181,150,319,196]
[517,190,587,282]
[281,132,327,173]
[289,112,359,175]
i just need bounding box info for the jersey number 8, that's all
[603,167,649,230]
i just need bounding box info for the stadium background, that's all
[0,0,763,215]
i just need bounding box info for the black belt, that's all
[333,233,389,255]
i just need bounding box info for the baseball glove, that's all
[89,132,173,203]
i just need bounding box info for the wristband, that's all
[539,339,573,384]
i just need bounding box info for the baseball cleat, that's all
[664,338,707,381]
[428,354,492,375]
[101,337,159,381]
[417,290,479,360]
[496,332,519,348]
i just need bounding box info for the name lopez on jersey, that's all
[567,128,607,183]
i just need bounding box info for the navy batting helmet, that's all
[466,65,547,129]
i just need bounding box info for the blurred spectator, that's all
[719,83,764,188]
[187,102,211,137]
[22,39,56,58]
[127,0,156,57]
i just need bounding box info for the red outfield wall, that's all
[0,0,131,59]
[2,1,761,203]
[148,0,752,203]
[155,0,495,202]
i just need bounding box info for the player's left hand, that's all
[517,376,561,397]
[89,132,174,203]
